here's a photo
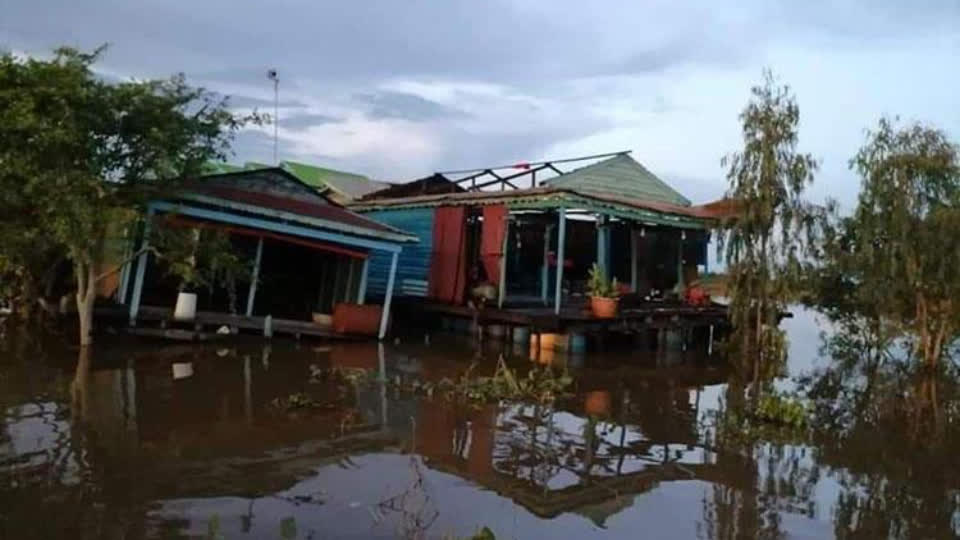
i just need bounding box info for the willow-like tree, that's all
[0,47,256,346]
[719,71,818,393]
[839,119,960,369]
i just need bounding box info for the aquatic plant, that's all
[753,391,809,429]
[397,357,573,405]
[269,392,324,410]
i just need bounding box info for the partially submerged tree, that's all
[0,47,257,345]
[829,119,960,369]
[719,71,819,395]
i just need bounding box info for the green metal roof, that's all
[543,154,691,207]
[203,162,248,175]
[205,160,388,201]
[280,160,387,200]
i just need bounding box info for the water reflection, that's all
[1,316,958,538]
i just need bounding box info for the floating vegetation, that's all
[269,392,328,411]
[391,357,573,405]
[310,356,574,406]
[752,391,809,429]
[308,364,371,385]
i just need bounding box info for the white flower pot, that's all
[173,292,198,321]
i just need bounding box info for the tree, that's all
[0,47,256,346]
[719,71,819,397]
[827,119,960,369]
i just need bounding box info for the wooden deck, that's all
[397,297,729,333]
[95,305,366,341]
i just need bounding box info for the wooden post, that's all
[541,224,553,305]
[497,215,509,308]
[245,236,264,317]
[128,206,155,326]
[554,208,566,315]
[357,257,369,304]
[630,228,639,292]
[379,250,399,340]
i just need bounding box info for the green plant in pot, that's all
[158,226,249,321]
[587,263,620,318]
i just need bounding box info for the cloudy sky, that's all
[3,0,959,206]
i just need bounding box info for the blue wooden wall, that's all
[362,208,434,299]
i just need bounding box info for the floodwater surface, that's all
[2,309,958,539]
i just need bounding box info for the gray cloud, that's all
[354,91,467,121]
[3,0,958,205]
[280,112,341,130]
[224,94,308,110]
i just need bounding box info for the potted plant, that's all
[587,263,620,318]
[160,227,249,321]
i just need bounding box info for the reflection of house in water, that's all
[71,345,745,530]
[412,373,738,527]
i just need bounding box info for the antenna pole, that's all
[272,75,279,165]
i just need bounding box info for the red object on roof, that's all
[513,162,531,170]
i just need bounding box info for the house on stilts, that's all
[108,167,417,340]
[350,151,730,351]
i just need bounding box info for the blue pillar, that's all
[128,206,155,325]
[541,224,553,305]
[554,208,567,315]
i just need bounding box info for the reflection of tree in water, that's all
[805,316,960,538]
[701,313,960,539]
[698,377,820,540]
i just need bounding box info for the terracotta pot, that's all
[585,390,612,417]
[590,296,619,318]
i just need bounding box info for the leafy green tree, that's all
[0,47,256,345]
[719,71,819,396]
[826,119,960,369]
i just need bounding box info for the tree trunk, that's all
[75,262,97,347]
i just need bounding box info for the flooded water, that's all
[2,309,959,539]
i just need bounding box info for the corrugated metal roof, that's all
[348,186,717,229]
[178,168,417,243]
[281,161,388,201]
[361,173,464,200]
[543,154,692,207]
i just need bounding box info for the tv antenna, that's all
[267,69,279,164]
